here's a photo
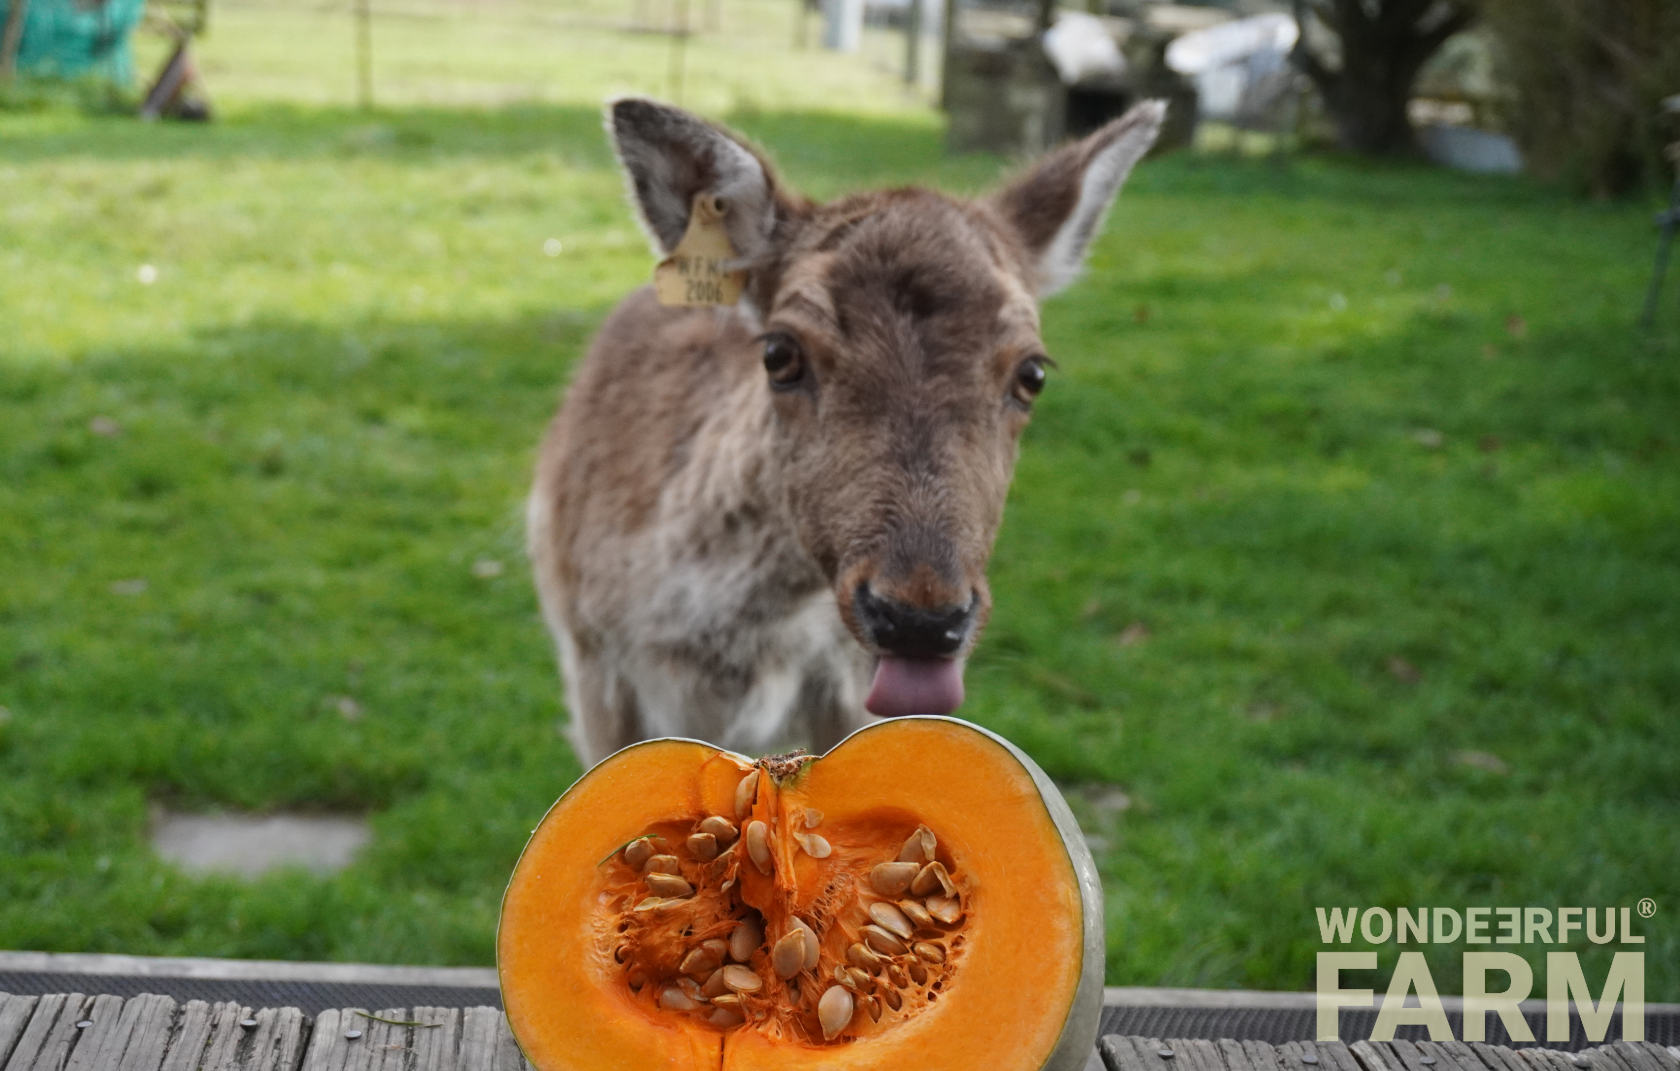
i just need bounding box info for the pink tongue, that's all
[865,657,965,718]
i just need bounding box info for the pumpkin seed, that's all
[898,899,934,929]
[709,1005,745,1028]
[771,929,807,980]
[869,861,920,897]
[633,896,672,911]
[868,901,914,940]
[910,860,955,898]
[882,985,902,1011]
[644,872,693,898]
[846,941,883,973]
[728,917,763,962]
[676,977,704,1000]
[698,815,739,846]
[701,938,730,960]
[643,854,681,875]
[710,993,741,1009]
[791,916,820,970]
[733,771,757,819]
[926,894,963,924]
[862,924,908,956]
[912,941,946,963]
[686,832,719,861]
[745,820,773,874]
[721,965,763,993]
[701,968,731,998]
[659,986,700,1011]
[886,961,909,989]
[803,807,824,828]
[896,824,936,864]
[863,993,883,1022]
[680,945,722,976]
[818,985,853,1040]
[623,837,655,869]
[794,831,832,858]
[832,964,852,987]
[908,960,928,985]
[846,966,871,990]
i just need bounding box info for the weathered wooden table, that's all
[4,991,1676,1071]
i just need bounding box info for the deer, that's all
[528,97,1164,767]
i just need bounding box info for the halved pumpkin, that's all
[497,716,1104,1071]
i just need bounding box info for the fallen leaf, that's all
[1385,655,1420,684]
[1133,303,1151,324]
[110,578,148,596]
[1478,435,1502,453]
[1504,315,1527,339]
[1410,428,1444,449]
[88,416,122,437]
[331,695,362,720]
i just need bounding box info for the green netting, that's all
[0,0,148,84]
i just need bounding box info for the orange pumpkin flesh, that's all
[498,717,1100,1071]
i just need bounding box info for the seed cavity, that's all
[818,985,853,1040]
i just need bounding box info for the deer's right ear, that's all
[608,98,787,263]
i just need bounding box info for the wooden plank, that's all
[406,1007,461,1071]
[1177,1038,1231,1071]
[1239,1038,1287,1071]
[4,992,96,1071]
[62,993,136,1071]
[299,1008,347,1071]
[1218,1037,1261,1071]
[1102,1034,1177,1071]
[158,1000,217,1071]
[0,995,41,1069]
[1350,1040,1406,1071]
[230,1005,309,1071]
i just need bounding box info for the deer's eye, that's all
[762,333,805,390]
[1012,355,1050,406]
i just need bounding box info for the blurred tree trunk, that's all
[1290,0,1476,155]
[1,0,30,80]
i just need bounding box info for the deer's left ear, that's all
[986,100,1165,297]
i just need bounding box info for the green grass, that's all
[2,0,1677,1002]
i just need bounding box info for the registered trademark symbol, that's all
[1637,897,1656,918]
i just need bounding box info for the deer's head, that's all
[609,98,1163,719]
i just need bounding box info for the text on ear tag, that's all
[653,193,746,307]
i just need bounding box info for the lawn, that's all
[1,0,1676,1002]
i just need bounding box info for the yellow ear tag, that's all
[653,193,747,308]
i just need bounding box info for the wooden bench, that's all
[3,991,1676,1071]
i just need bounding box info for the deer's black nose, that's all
[854,584,974,659]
